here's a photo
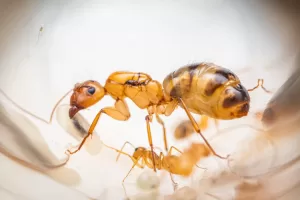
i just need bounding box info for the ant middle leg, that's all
[155,114,168,152]
[248,79,272,94]
[66,99,130,154]
[178,98,228,160]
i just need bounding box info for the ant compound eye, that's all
[135,148,139,152]
[87,86,96,95]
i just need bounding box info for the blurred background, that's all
[0,0,300,199]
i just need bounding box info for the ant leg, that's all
[199,115,209,130]
[115,141,135,161]
[254,111,263,121]
[168,146,183,155]
[122,156,143,197]
[123,156,143,183]
[200,116,220,132]
[178,98,227,159]
[214,119,220,132]
[66,99,130,154]
[145,115,157,172]
[159,152,178,190]
[248,79,272,94]
[155,114,168,152]
[169,173,178,191]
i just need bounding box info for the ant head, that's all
[133,147,146,159]
[217,83,250,119]
[69,80,105,118]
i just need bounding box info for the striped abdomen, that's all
[163,63,250,119]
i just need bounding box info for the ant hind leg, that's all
[122,156,143,196]
[178,98,228,160]
[248,79,272,94]
[145,115,157,172]
[168,146,183,155]
[158,152,178,191]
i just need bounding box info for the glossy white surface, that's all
[0,1,299,200]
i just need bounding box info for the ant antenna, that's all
[0,88,72,124]
[116,141,136,161]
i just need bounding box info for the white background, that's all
[0,0,298,199]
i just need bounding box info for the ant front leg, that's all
[66,99,130,155]
[178,98,228,160]
[122,156,144,197]
[123,156,143,183]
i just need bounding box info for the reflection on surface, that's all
[0,95,81,186]
[56,104,103,155]
[192,66,300,199]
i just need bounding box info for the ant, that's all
[64,63,271,172]
[1,62,267,172]
[173,79,272,140]
[173,117,219,140]
[104,141,210,193]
